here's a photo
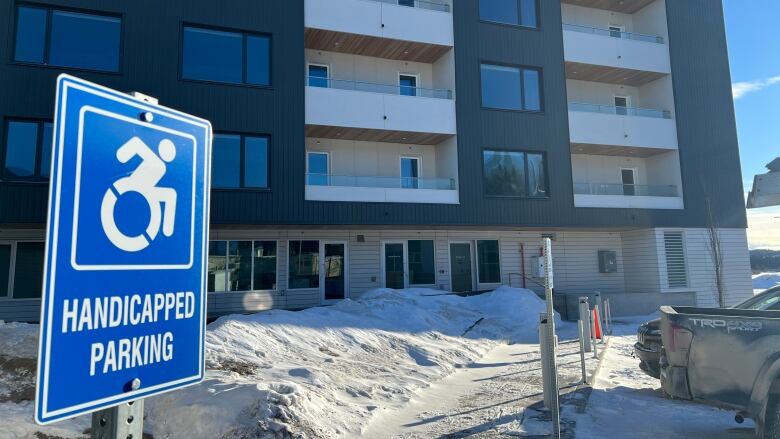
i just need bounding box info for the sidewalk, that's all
[358,327,603,438]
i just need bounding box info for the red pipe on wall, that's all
[520,243,526,289]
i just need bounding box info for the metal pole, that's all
[91,399,144,439]
[604,299,611,335]
[541,238,561,439]
[578,319,587,384]
[594,291,604,332]
[539,314,552,410]
[579,297,591,353]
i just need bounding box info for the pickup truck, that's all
[659,306,780,438]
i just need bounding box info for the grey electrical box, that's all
[598,250,617,273]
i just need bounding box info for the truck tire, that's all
[765,395,780,439]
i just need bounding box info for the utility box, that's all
[598,250,617,273]
[530,256,545,277]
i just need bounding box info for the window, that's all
[13,242,44,298]
[480,64,542,111]
[400,157,420,189]
[208,240,277,292]
[398,0,416,6]
[479,0,539,28]
[212,134,269,189]
[483,150,547,197]
[399,74,418,97]
[308,64,329,88]
[3,120,53,181]
[0,244,10,297]
[289,240,320,289]
[182,26,270,86]
[307,152,329,186]
[477,240,501,284]
[14,6,121,72]
[408,240,435,285]
[664,232,687,288]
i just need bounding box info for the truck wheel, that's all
[765,395,780,439]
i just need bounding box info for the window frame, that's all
[211,132,271,191]
[475,239,502,285]
[0,240,45,300]
[287,239,321,291]
[1,118,53,183]
[179,22,272,89]
[479,62,544,113]
[207,239,279,293]
[478,0,541,30]
[481,148,550,199]
[11,3,124,74]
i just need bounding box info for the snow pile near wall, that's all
[753,272,780,292]
[145,286,551,438]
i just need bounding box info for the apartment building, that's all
[0,0,751,321]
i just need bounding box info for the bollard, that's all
[594,291,604,332]
[578,319,587,384]
[591,309,599,359]
[604,299,612,335]
[579,297,591,353]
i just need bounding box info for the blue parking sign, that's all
[35,75,212,424]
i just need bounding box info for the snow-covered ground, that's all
[0,286,558,439]
[572,319,755,439]
[753,272,780,293]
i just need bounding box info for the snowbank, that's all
[147,286,552,438]
[0,286,552,438]
[753,272,780,292]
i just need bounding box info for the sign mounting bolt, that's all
[131,378,141,390]
[141,112,154,123]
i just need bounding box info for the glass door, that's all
[614,96,629,116]
[384,243,406,289]
[322,242,346,302]
[400,157,420,189]
[621,168,636,196]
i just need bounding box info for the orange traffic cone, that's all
[592,307,603,340]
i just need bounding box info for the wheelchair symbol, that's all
[100,137,178,252]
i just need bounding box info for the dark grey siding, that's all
[0,0,746,229]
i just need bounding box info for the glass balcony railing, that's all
[306,76,453,100]
[372,0,450,13]
[574,183,679,197]
[563,23,664,44]
[569,102,671,119]
[306,173,457,190]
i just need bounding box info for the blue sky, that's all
[723,0,780,249]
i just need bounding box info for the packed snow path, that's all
[359,335,601,438]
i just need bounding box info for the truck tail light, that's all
[668,324,693,353]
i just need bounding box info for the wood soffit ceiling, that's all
[305,28,451,63]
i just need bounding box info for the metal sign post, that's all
[34,75,212,429]
[578,297,591,353]
[540,238,561,439]
[578,319,587,384]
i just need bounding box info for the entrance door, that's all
[450,243,473,293]
[621,168,636,196]
[322,242,346,302]
[614,96,629,116]
[384,243,405,289]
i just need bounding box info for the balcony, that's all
[574,183,683,209]
[304,0,453,63]
[305,77,456,144]
[305,174,459,204]
[568,102,678,156]
[563,23,670,86]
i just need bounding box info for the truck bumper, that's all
[660,365,692,400]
